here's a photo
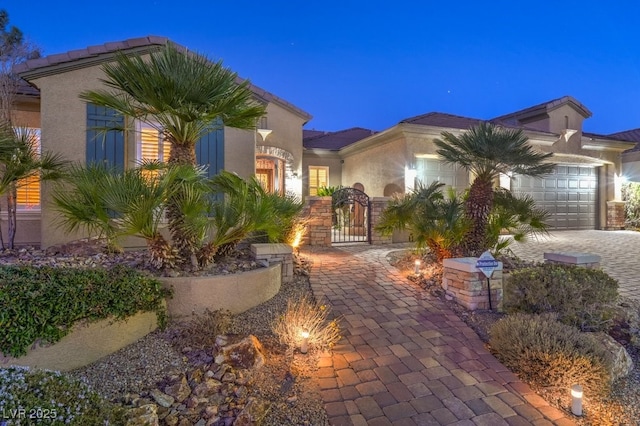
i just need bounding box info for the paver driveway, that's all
[507,230,640,300]
[306,245,575,426]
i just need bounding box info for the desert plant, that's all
[622,182,640,229]
[0,265,170,357]
[434,122,555,256]
[0,366,126,424]
[486,188,551,255]
[489,313,612,396]
[375,181,469,262]
[80,42,266,267]
[316,185,342,197]
[504,263,619,331]
[272,295,341,353]
[170,309,233,351]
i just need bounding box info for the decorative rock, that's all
[233,398,270,426]
[216,335,266,370]
[193,378,223,397]
[164,376,192,402]
[150,389,175,408]
[126,404,159,426]
[594,332,634,381]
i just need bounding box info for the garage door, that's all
[416,159,469,190]
[513,165,598,230]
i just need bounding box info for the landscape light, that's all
[571,384,583,416]
[414,259,421,274]
[300,331,310,354]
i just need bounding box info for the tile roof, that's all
[492,95,592,124]
[14,36,311,122]
[303,127,377,150]
[608,128,640,153]
[400,112,483,129]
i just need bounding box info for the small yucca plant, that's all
[272,296,341,353]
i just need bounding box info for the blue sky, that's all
[7,1,640,134]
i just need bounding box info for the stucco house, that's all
[613,129,640,182]
[10,36,311,248]
[303,96,636,231]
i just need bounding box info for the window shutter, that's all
[86,104,125,171]
[195,121,224,178]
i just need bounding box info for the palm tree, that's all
[434,122,555,256]
[79,43,266,267]
[375,181,469,262]
[0,125,67,249]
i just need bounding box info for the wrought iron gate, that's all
[331,187,371,244]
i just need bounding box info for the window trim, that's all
[308,166,329,196]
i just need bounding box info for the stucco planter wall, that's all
[159,264,281,318]
[2,309,160,372]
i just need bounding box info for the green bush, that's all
[504,263,618,331]
[0,265,170,357]
[489,314,612,396]
[0,366,126,424]
[622,182,640,228]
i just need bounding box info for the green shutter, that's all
[86,104,125,171]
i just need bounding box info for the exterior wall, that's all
[622,151,640,182]
[30,65,111,248]
[224,127,255,179]
[302,196,332,246]
[547,104,585,135]
[341,135,406,196]
[302,149,342,196]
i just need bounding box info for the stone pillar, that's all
[543,252,601,269]
[302,196,332,247]
[606,201,626,230]
[370,197,392,245]
[442,257,503,311]
[251,243,294,283]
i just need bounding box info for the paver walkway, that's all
[506,230,640,300]
[306,245,575,426]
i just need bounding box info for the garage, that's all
[416,158,469,190]
[513,165,598,230]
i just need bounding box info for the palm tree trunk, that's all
[464,178,494,257]
[7,185,17,250]
[166,138,199,268]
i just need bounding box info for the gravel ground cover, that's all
[1,245,328,425]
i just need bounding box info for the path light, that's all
[414,259,421,275]
[300,331,310,354]
[571,384,583,416]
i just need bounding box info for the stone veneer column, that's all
[370,197,392,245]
[606,201,626,230]
[302,196,332,247]
[251,243,294,283]
[442,257,503,311]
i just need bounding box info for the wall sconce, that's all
[292,171,299,179]
[300,331,309,354]
[571,384,583,416]
[414,259,421,275]
[257,128,272,142]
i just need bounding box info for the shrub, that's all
[170,309,233,350]
[0,265,170,357]
[504,263,618,331]
[0,366,126,424]
[272,296,341,353]
[489,314,612,396]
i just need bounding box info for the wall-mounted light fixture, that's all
[257,129,272,142]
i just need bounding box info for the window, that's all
[137,122,170,163]
[15,128,41,210]
[308,166,329,196]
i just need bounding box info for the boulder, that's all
[126,404,159,426]
[215,335,265,370]
[594,332,634,382]
[164,376,192,403]
[233,398,270,426]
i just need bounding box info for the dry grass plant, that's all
[489,313,613,397]
[169,309,233,350]
[272,295,341,354]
